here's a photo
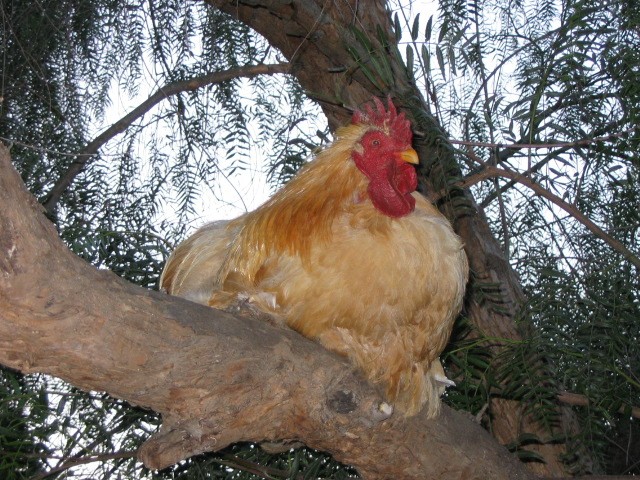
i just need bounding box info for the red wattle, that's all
[366,160,417,218]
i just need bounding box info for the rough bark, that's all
[0,144,533,479]
[206,0,571,476]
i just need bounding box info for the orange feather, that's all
[161,107,468,417]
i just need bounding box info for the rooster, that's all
[161,98,468,417]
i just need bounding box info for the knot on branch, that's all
[327,389,358,414]
[138,419,222,470]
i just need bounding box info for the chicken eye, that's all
[372,139,380,146]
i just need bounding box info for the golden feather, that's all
[161,120,468,417]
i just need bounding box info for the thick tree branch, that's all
[0,144,532,480]
[41,63,290,218]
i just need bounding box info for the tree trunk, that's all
[206,0,571,475]
[0,144,534,479]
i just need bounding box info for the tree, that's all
[0,0,638,479]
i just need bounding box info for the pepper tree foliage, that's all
[0,0,638,478]
[396,0,639,474]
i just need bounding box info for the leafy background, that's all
[0,0,638,478]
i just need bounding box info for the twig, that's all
[557,391,640,419]
[217,453,305,480]
[0,136,97,157]
[474,402,490,423]
[41,62,290,218]
[453,154,640,269]
[288,0,329,66]
[29,451,137,480]
[447,128,635,151]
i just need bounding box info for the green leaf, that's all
[351,25,373,54]
[288,449,301,479]
[421,44,431,72]
[450,25,467,45]
[406,44,415,78]
[394,12,402,41]
[514,449,545,463]
[425,15,433,41]
[303,458,323,480]
[436,44,446,79]
[411,13,420,41]
[448,44,457,76]
[438,18,449,42]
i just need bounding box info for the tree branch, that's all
[30,451,137,480]
[464,160,640,269]
[449,127,634,152]
[480,119,629,208]
[557,391,640,420]
[41,63,290,218]
[442,148,640,269]
[0,144,532,480]
[216,453,305,480]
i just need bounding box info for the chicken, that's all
[161,98,468,417]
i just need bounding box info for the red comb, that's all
[352,97,412,145]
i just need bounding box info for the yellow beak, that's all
[397,148,419,164]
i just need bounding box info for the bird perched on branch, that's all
[161,97,468,417]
